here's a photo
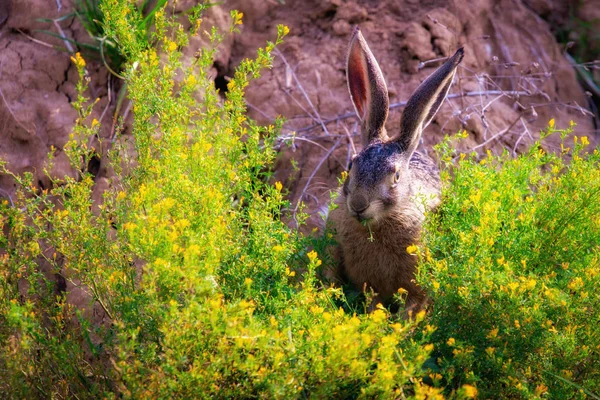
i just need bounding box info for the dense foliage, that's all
[0,3,431,399]
[419,128,600,398]
[0,2,598,398]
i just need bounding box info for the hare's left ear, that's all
[347,27,389,146]
[396,48,464,158]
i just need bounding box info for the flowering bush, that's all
[0,3,432,398]
[419,127,600,398]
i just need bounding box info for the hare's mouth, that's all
[348,199,385,223]
[351,208,378,224]
[354,212,370,223]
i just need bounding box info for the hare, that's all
[327,27,463,313]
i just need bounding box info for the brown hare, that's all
[328,27,463,313]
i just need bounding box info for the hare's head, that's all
[343,27,463,222]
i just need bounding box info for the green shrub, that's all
[419,126,600,398]
[0,3,432,398]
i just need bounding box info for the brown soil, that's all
[1,0,597,236]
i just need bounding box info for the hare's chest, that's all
[339,224,418,298]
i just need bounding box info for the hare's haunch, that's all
[328,27,464,312]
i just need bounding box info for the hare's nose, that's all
[350,195,369,214]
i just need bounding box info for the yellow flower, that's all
[524,278,536,290]
[486,328,499,339]
[275,181,283,191]
[167,41,177,52]
[535,384,548,396]
[70,52,86,68]
[568,277,583,291]
[187,74,197,86]
[406,244,418,255]
[581,136,589,146]
[307,250,318,262]
[462,384,478,398]
[371,308,387,323]
[447,337,456,346]
[233,11,243,25]
[548,118,555,128]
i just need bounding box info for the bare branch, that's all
[275,48,331,135]
[98,75,113,125]
[470,113,522,152]
[53,19,75,53]
[0,188,14,207]
[293,90,531,134]
[291,137,342,226]
[15,28,56,49]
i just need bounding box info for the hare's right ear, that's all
[347,27,389,147]
[397,48,464,158]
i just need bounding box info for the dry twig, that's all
[275,48,331,135]
[53,19,75,53]
[291,137,342,226]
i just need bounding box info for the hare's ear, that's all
[347,27,389,146]
[397,48,464,158]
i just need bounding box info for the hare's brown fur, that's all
[329,153,440,311]
[328,27,463,312]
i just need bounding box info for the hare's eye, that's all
[348,160,353,171]
[394,170,401,183]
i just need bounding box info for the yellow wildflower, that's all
[233,11,243,25]
[462,384,478,398]
[70,52,86,68]
[406,244,418,255]
[423,343,434,352]
[487,328,499,339]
